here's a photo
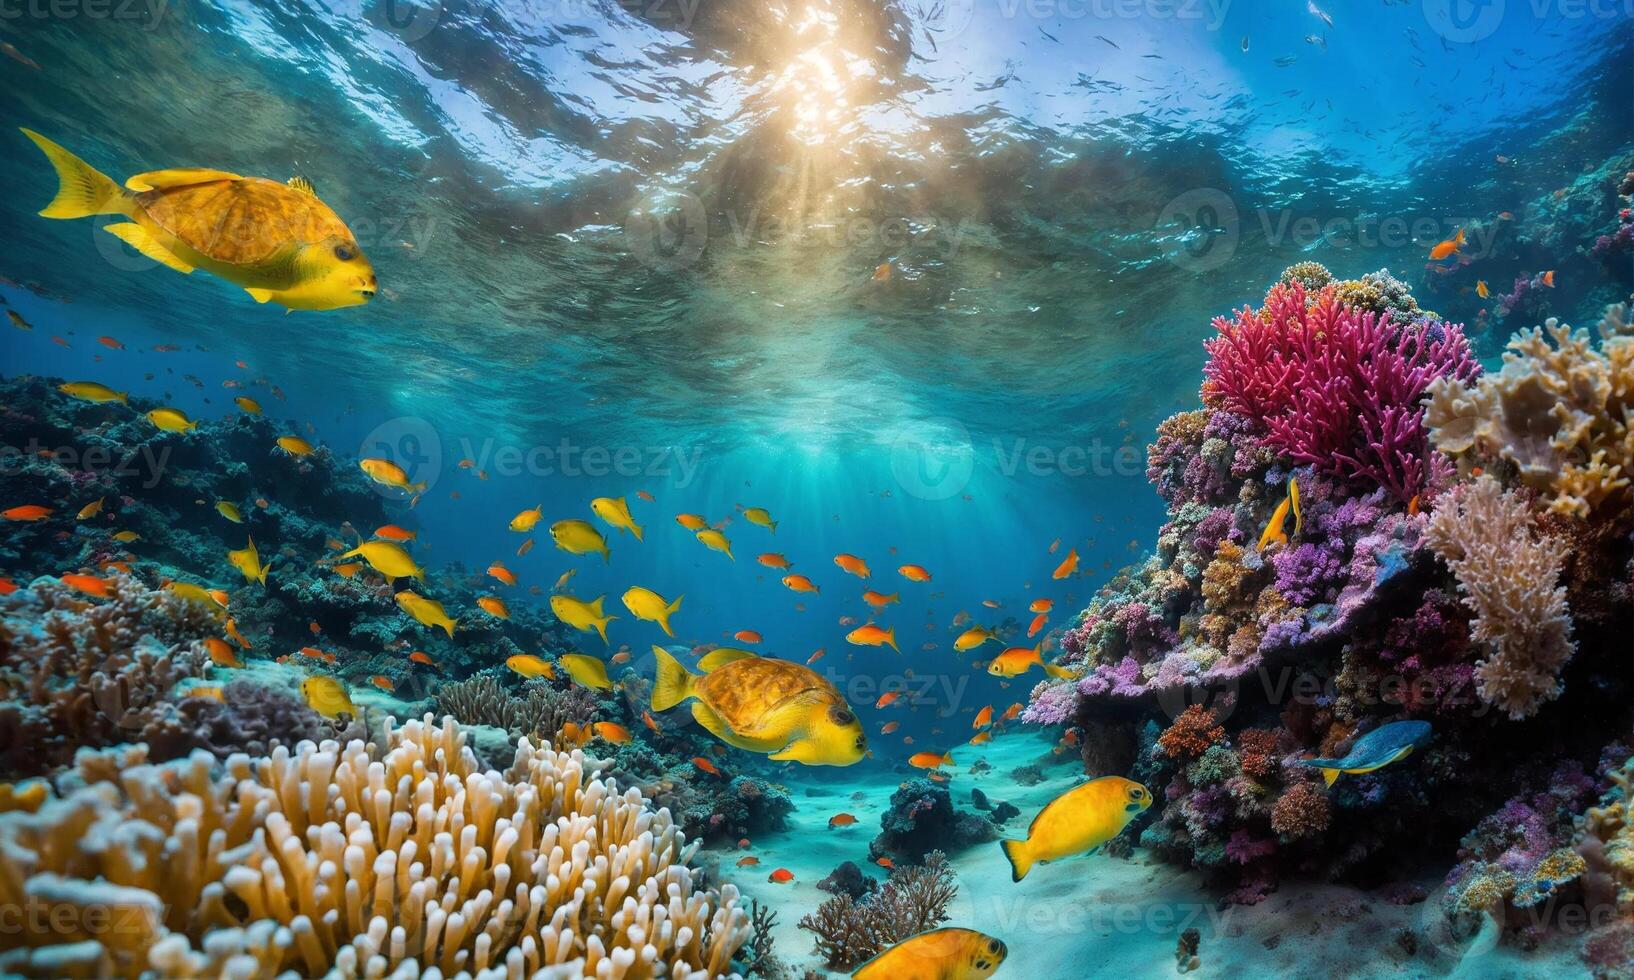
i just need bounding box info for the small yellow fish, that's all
[1000,776,1151,881]
[301,675,356,719]
[550,519,610,561]
[590,496,644,541]
[112,530,140,543]
[227,537,269,585]
[477,595,510,619]
[358,457,426,495]
[396,590,457,637]
[695,528,733,560]
[57,381,127,404]
[550,593,617,645]
[75,498,104,520]
[215,501,243,523]
[741,507,778,533]
[337,539,424,580]
[1258,477,1301,552]
[509,505,544,532]
[852,928,1007,980]
[506,654,556,680]
[164,581,220,608]
[145,407,197,433]
[558,653,614,691]
[953,626,999,652]
[233,396,262,414]
[1476,280,1490,299]
[674,513,708,531]
[277,435,314,456]
[622,586,683,637]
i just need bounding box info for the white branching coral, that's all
[1424,477,1575,720]
[1424,311,1634,521]
[0,716,748,979]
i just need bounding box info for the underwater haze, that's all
[1,0,1633,978]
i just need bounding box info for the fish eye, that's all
[988,940,1004,954]
[829,706,855,725]
[334,244,354,261]
[1131,787,1147,800]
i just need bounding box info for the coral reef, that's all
[0,716,748,977]
[797,851,957,970]
[433,669,600,741]
[869,778,998,864]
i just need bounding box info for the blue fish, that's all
[1300,720,1431,786]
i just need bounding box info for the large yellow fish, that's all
[57,381,127,404]
[337,539,425,580]
[558,653,614,691]
[506,654,556,680]
[301,675,357,719]
[622,586,683,637]
[550,593,616,645]
[23,129,377,311]
[550,519,610,561]
[695,528,733,560]
[742,507,778,533]
[590,496,644,541]
[359,458,426,495]
[852,928,1008,980]
[226,537,269,585]
[1000,776,1152,882]
[164,581,222,610]
[651,646,866,766]
[146,407,197,433]
[395,590,457,637]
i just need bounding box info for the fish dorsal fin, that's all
[288,175,315,196]
[125,168,243,192]
[699,648,757,672]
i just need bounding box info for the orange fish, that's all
[225,618,252,648]
[909,751,954,770]
[768,868,795,883]
[1429,228,1465,260]
[59,573,111,597]
[0,577,17,596]
[371,675,395,692]
[757,553,792,570]
[517,537,535,557]
[204,637,242,668]
[309,621,322,635]
[1408,494,1421,517]
[642,710,662,733]
[873,262,892,281]
[409,651,438,667]
[675,513,708,531]
[1541,269,1556,288]
[782,573,820,594]
[692,756,722,777]
[897,564,932,583]
[973,705,993,728]
[806,648,825,665]
[2,505,53,522]
[374,524,416,541]
[487,562,517,586]
[847,623,900,653]
[734,629,763,644]
[1027,612,1049,638]
[637,490,655,502]
[611,650,632,665]
[1052,548,1079,579]
[333,562,363,579]
[876,691,902,709]
[298,646,325,660]
[1049,537,1061,553]
[881,721,900,734]
[478,596,510,619]
[593,722,632,744]
[1029,598,1054,614]
[1001,703,1023,721]
[875,857,895,870]
[828,813,858,828]
[969,730,992,745]
[97,336,125,349]
[834,553,871,578]
[861,590,900,608]
[1476,280,1490,299]
[736,855,760,867]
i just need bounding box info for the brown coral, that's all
[434,670,598,739]
[797,851,958,970]
[1270,781,1331,839]
[1159,705,1225,760]
[1424,476,1575,719]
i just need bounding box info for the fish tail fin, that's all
[631,520,644,542]
[601,543,611,563]
[769,520,777,534]
[1322,767,1340,787]
[440,620,455,639]
[409,481,427,494]
[886,627,900,654]
[22,129,133,220]
[116,391,129,404]
[594,615,615,646]
[651,645,698,711]
[1001,838,1032,881]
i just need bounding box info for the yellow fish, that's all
[550,519,610,561]
[742,507,778,533]
[1000,776,1152,881]
[164,581,221,608]
[395,590,457,637]
[215,501,243,523]
[477,595,510,619]
[674,513,708,531]
[953,626,1000,652]
[227,537,269,585]
[622,586,684,637]
[145,407,197,433]
[358,458,426,495]
[509,505,544,532]
[233,396,262,414]
[550,593,617,645]
[112,530,140,543]
[75,498,104,520]
[559,653,614,691]
[337,539,424,581]
[301,675,357,719]
[695,528,733,560]
[203,637,242,669]
[23,128,377,311]
[506,654,556,680]
[590,496,644,541]
[846,623,901,654]
[986,643,1076,679]
[1257,477,1301,552]
[651,646,866,766]
[852,928,1007,980]
[57,381,127,404]
[277,435,314,456]
[1476,280,1490,299]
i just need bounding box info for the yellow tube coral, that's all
[0,716,748,979]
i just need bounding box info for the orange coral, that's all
[1271,781,1331,839]
[1158,705,1225,760]
[1235,728,1281,781]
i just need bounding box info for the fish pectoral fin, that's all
[124,167,243,191]
[104,223,194,273]
[245,287,276,304]
[691,702,765,751]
